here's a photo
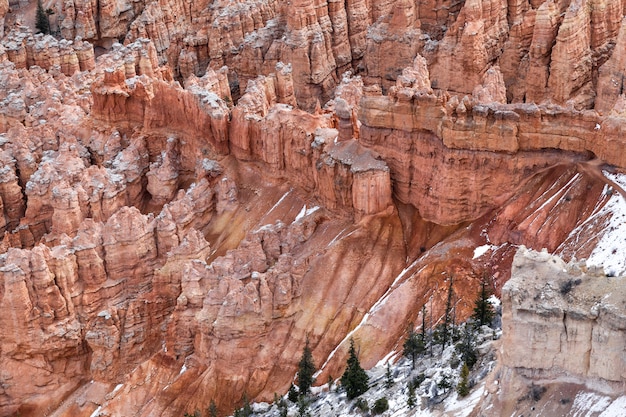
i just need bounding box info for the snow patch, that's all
[443,386,485,416]
[585,173,626,276]
[598,396,626,417]
[326,227,349,248]
[295,205,319,222]
[89,406,102,417]
[316,312,371,377]
[487,295,501,307]
[97,310,111,320]
[179,364,187,375]
[571,392,612,417]
[473,245,493,259]
[267,190,291,214]
[375,350,398,368]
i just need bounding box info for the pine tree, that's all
[456,324,478,369]
[437,374,452,393]
[297,338,316,396]
[421,304,427,343]
[440,275,455,350]
[288,384,299,402]
[274,393,288,417]
[239,394,252,417]
[472,277,495,328]
[403,328,425,370]
[372,397,389,414]
[278,399,288,417]
[384,363,393,389]
[457,363,470,397]
[296,396,310,417]
[35,0,51,34]
[206,400,218,417]
[407,384,417,409]
[340,338,369,399]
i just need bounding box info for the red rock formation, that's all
[0,26,96,75]
[596,18,626,114]
[362,0,421,90]
[0,0,8,38]
[473,65,507,104]
[0,149,25,232]
[3,5,626,417]
[229,70,391,216]
[428,0,508,94]
[547,0,594,109]
[91,42,230,155]
[0,244,88,415]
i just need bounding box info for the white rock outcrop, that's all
[502,247,626,394]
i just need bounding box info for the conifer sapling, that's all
[297,338,316,396]
[340,338,369,399]
[472,277,495,328]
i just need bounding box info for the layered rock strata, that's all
[1,8,626,415]
[501,247,626,392]
[20,0,625,114]
[356,66,625,224]
[2,26,95,74]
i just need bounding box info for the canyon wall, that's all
[2,0,626,414]
[44,0,626,112]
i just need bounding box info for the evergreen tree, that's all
[403,328,425,370]
[384,363,393,389]
[421,304,427,343]
[340,338,369,399]
[296,396,310,417]
[35,0,51,34]
[372,397,389,414]
[297,338,316,396]
[472,277,495,327]
[407,384,417,409]
[278,399,288,417]
[440,275,455,350]
[239,394,252,417]
[456,324,478,369]
[287,384,299,402]
[437,374,452,393]
[274,394,288,417]
[457,363,470,397]
[206,400,218,417]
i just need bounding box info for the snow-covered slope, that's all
[233,324,500,417]
[584,173,626,276]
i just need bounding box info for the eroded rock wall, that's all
[502,247,626,393]
[2,3,626,414]
[16,0,626,115]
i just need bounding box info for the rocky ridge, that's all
[23,0,626,113]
